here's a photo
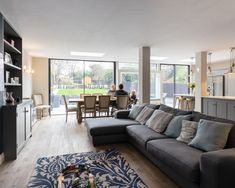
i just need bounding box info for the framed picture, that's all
[4,52,13,64]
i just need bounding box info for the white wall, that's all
[22,50,32,98]
[32,57,49,104]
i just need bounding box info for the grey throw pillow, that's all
[189,119,233,151]
[135,106,154,125]
[128,104,146,120]
[146,110,173,133]
[177,120,198,143]
[164,115,192,138]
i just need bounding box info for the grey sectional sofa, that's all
[85,104,235,188]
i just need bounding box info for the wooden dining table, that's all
[69,97,117,123]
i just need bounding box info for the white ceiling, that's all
[1,0,235,63]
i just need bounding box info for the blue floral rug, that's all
[27,148,148,188]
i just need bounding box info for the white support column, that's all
[139,47,150,104]
[195,51,207,112]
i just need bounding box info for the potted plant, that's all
[188,82,196,95]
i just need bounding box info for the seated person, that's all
[130,90,137,104]
[107,84,116,97]
[114,83,128,96]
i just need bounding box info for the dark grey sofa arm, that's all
[114,110,130,119]
[200,148,235,188]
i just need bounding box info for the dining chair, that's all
[82,96,97,118]
[111,95,129,115]
[96,95,111,117]
[32,93,51,119]
[62,95,78,123]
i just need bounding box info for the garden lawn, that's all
[56,89,108,95]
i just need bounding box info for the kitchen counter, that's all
[202,96,235,121]
[202,96,235,100]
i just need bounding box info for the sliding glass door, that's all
[160,64,189,107]
[49,59,115,114]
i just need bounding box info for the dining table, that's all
[69,97,117,123]
[173,93,195,109]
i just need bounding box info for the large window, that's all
[118,63,139,96]
[160,64,189,107]
[49,59,115,114]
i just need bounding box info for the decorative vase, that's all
[5,92,14,103]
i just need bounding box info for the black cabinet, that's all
[2,100,32,160]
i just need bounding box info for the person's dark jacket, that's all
[114,89,128,97]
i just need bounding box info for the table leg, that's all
[181,98,185,110]
[77,102,82,124]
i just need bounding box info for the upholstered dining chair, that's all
[62,95,78,123]
[96,95,111,117]
[111,95,129,115]
[81,96,97,118]
[32,93,51,119]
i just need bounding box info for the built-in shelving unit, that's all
[0,13,30,160]
[4,39,22,54]
[2,17,22,99]
[4,62,21,70]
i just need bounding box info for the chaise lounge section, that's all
[85,104,235,188]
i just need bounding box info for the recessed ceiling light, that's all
[70,51,105,57]
[150,56,168,61]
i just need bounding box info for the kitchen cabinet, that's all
[202,97,235,121]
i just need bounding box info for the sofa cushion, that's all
[176,120,198,144]
[159,104,192,115]
[147,139,203,183]
[189,119,233,152]
[127,125,167,148]
[146,110,173,133]
[191,111,235,148]
[135,106,155,125]
[128,104,146,120]
[164,115,192,138]
[85,118,139,136]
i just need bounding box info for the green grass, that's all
[56,89,108,96]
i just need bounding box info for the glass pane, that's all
[84,61,114,94]
[161,65,174,107]
[50,59,84,114]
[175,66,189,94]
[118,63,139,96]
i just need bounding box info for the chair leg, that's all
[66,112,68,123]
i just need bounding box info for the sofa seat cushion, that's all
[147,139,203,183]
[85,118,139,136]
[127,125,167,148]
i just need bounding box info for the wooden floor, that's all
[0,115,178,188]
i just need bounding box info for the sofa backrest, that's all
[159,104,192,116]
[191,111,235,148]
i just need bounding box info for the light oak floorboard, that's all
[0,115,178,188]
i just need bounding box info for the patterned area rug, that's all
[27,149,148,188]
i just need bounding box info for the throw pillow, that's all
[128,104,146,120]
[146,110,173,133]
[135,106,154,125]
[189,119,233,151]
[176,120,198,143]
[164,115,192,138]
